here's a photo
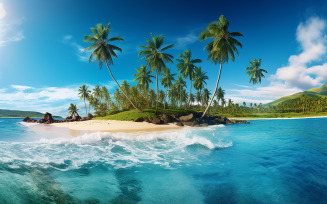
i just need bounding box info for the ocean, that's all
[0,118,326,203]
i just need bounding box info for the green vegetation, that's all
[267,82,327,106]
[0,109,61,118]
[95,109,195,121]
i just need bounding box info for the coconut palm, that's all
[149,89,156,107]
[175,75,186,107]
[83,23,142,112]
[160,68,176,109]
[93,85,101,100]
[138,33,174,113]
[246,57,267,84]
[78,84,91,116]
[199,15,243,117]
[133,64,154,106]
[202,88,211,105]
[176,49,202,106]
[193,66,208,105]
[216,87,225,105]
[68,103,79,117]
[101,86,111,110]
[196,91,202,105]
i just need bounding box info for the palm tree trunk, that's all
[164,87,168,110]
[180,86,182,108]
[105,60,143,113]
[84,98,87,116]
[145,86,149,107]
[202,63,223,118]
[200,88,202,106]
[188,78,192,107]
[155,70,159,114]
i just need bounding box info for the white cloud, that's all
[175,33,197,49]
[274,17,327,89]
[0,3,24,47]
[228,17,327,104]
[0,3,7,19]
[11,85,33,91]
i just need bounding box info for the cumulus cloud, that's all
[274,17,327,89]
[228,17,327,104]
[0,3,24,47]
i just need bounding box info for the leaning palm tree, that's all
[175,75,186,107]
[246,57,267,84]
[216,87,225,105]
[193,66,208,104]
[78,84,91,116]
[160,68,176,109]
[83,23,142,112]
[68,103,79,117]
[132,64,155,106]
[199,15,243,117]
[176,49,202,106]
[138,33,174,114]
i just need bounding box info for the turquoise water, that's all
[0,118,326,203]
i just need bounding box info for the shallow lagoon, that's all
[0,118,326,203]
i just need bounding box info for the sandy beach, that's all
[50,119,182,132]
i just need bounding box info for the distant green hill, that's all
[267,82,327,106]
[0,109,61,118]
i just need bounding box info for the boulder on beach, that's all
[152,117,164,124]
[134,117,144,122]
[87,113,93,120]
[179,113,194,122]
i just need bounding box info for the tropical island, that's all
[22,15,327,131]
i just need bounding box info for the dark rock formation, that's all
[134,117,144,122]
[87,113,93,120]
[43,112,54,123]
[152,117,164,124]
[175,121,184,126]
[72,116,81,121]
[179,113,194,122]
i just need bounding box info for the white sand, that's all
[51,120,181,132]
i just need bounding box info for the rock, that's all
[179,113,194,122]
[144,118,151,123]
[81,117,87,121]
[175,121,184,126]
[38,119,45,123]
[183,121,196,126]
[66,116,72,120]
[23,117,31,122]
[201,123,208,127]
[225,119,234,124]
[152,117,163,125]
[134,117,144,122]
[160,114,171,123]
[87,113,93,120]
[43,112,54,123]
[72,116,81,121]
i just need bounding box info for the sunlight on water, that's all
[0,118,327,203]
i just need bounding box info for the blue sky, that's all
[1,0,327,116]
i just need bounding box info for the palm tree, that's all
[243,102,246,107]
[176,49,202,106]
[101,86,111,110]
[149,89,156,107]
[246,57,267,84]
[175,75,186,107]
[83,23,142,112]
[196,91,202,105]
[68,103,79,117]
[216,87,225,105]
[193,66,208,105]
[93,85,101,100]
[138,33,174,114]
[133,64,154,106]
[78,84,91,116]
[199,15,243,117]
[202,88,211,105]
[221,98,226,107]
[160,68,176,109]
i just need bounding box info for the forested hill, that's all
[267,82,327,106]
[0,109,61,118]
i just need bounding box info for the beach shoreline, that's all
[229,115,327,120]
[50,119,182,133]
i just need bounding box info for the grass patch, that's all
[95,108,195,121]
